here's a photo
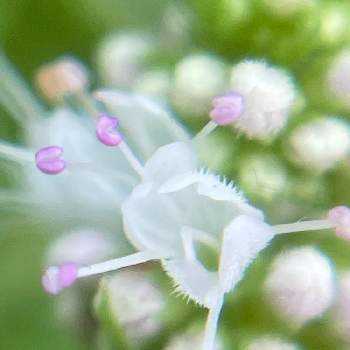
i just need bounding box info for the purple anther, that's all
[210,91,244,125]
[328,206,350,240]
[42,263,78,295]
[96,114,123,146]
[35,146,66,175]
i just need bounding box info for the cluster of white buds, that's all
[327,49,350,107]
[172,53,228,116]
[246,336,301,350]
[288,117,350,172]
[264,246,335,326]
[94,270,165,343]
[96,32,154,88]
[35,56,89,102]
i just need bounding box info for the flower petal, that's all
[219,215,275,293]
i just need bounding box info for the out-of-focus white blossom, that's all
[263,0,316,17]
[288,117,350,172]
[238,153,288,201]
[172,54,228,116]
[319,3,350,45]
[96,32,154,88]
[95,270,165,342]
[246,336,301,350]
[327,49,350,106]
[35,56,89,102]
[46,229,117,265]
[230,60,295,139]
[331,271,350,342]
[264,246,335,326]
[164,327,222,350]
[134,69,171,101]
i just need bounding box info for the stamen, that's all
[77,251,161,278]
[96,114,144,176]
[274,219,333,235]
[195,91,244,140]
[42,263,78,295]
[202,296,224,350]
[35,146,66,175]
[328,206,350,240]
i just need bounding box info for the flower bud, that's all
[264,246,335,326]
[230,60,295,139]
[246,336,301,350]
[35,56,88,102]
[172,53,228,116]
[96,32,154,88]
[288,117,350,172]
[95,271,164,342]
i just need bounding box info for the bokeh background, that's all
[1,0,350,349]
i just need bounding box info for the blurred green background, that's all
[2,0,350,349]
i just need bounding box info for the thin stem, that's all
[77,251,161,278]
[76,90,100,120]
[0,141,33,163]
[194,121,218,141]
[274,219,334,235]
[202,296,224,350]
[119,141,144,177]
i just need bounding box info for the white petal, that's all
[95,90,190,160]
[162,258,220,308]
[143,142,197,185]
[219,215,275,293]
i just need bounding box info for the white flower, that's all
[264,246,336,326]
[95,270,165,342]
[96,32,155,88]
[327,49,350,106]
[172,54,228,116]
[230,60,295,139]
[246,336,301,350]
[288,117,350,172]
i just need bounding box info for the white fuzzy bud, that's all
[164,327,222,350]
[96,270,164,342]
[46,229,117,266]
[327,50,350,106]
[331,271,350,341]
[230,60,295,139]
[172,54,228,116]
[246,336,301,350]
[35,56,88,102]
[238,153,288,201]
[263,0,315,17]
[133,69,171,100]
[264,246,335,326]
[96,32,154,88]
[288,117,350,172]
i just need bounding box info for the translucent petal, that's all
[95,90,190,160]
[219,215,275,293]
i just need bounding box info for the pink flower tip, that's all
[35,146,66,175]
[42,263,78,295]
[328,206,350,240]
[210,91,244,125]
[96,114,123,146]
